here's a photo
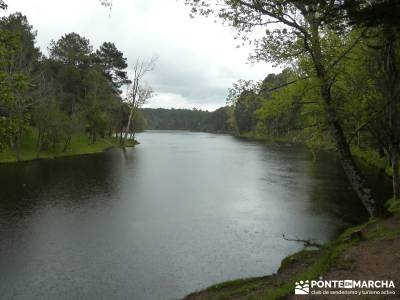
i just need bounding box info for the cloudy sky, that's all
[5,0,277,111]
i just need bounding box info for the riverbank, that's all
[235,131,391,177]
[183,131,398,299]
[0,132,137,164]
[184,212,400,300]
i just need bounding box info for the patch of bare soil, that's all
[287,215,400,300]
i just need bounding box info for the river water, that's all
[0,131,390,299]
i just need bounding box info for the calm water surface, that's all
[0,131,389,300]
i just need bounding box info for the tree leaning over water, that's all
[183,0,377,215]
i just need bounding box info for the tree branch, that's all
[259,76,309,94]
[282,234,324,248]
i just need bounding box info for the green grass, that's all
[0,130,136,164]
[188,249,342,300]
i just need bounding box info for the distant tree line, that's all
[139,107,231,133]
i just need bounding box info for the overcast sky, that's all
[5,0,277,111]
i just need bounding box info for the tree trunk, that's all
[122,107,134,146]
[390,145,400,200]
[15,134,21,162]
[319,78,375,216]
[92,130,97,144]
[385,30,400,200]
[37,128,42,151]
[119,129,123,144]
[14,119,22,162]
[327,105,375,216]
[309,20,375,216]
[63,135,71,152]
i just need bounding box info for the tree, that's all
[49,32,92,66]
[32,68,67,151]
[95,42,131,93]
[0,5,133,158]
[185,0,376,216]
[122,57,157,146]
[0,12,39,160]
[344,0,400,28]
[47,32,96,149]
[342,0,400,201]
[48,33,94,115]
[325,0,400,202]
[226,79,261,133]
[123,84,154,142]
[83,67,122,144]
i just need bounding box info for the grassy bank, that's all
[184,212,400,300]
[0,130,137,164]
[234,131,335,149]
[236,131,392,176]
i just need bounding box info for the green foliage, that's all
[233,90,261,133]
[140,107,232,133]
[344,0,400,28]
[86,106,109,144]
[385,198,400,214]
[0,129,123,164]
[49,32,92,66]
[95,42,131,92]
[0,10,132,161]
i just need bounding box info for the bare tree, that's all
[122,57,157,146]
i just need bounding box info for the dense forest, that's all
[139,107,231,132]
[0,0,152,162]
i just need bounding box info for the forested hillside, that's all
[139,107,231,132]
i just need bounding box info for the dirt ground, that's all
[287,215,400,300]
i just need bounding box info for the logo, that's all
[294,279,396,296]
[295,280,310,295]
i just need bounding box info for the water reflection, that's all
[0,131,390,300]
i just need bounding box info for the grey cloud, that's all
[6,0,277,110]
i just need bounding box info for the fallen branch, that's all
[282,234,324,248]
